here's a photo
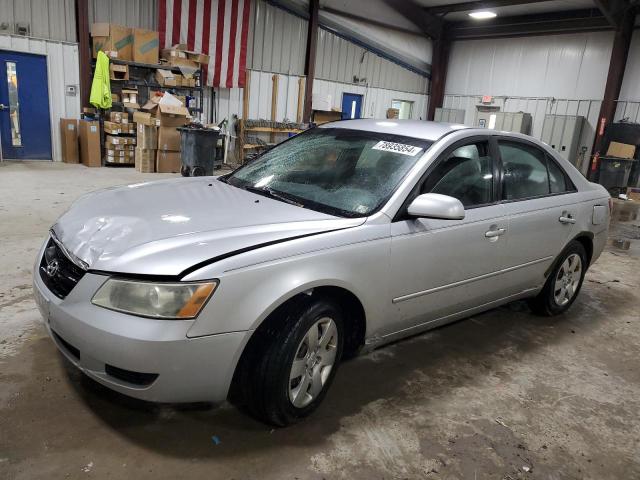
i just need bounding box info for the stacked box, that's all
[103,111,136,166]
[135,148,156,173]
[135,123,158,173]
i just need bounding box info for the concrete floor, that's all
[1,161,639,480]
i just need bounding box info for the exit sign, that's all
[481,95,493,104]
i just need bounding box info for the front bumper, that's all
[33,257,249,404]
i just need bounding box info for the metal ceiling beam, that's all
[320,6,422,35]
[381,0,443,39]
[425,0,545,15]
[447,8,611,40]
[592,0,630,28]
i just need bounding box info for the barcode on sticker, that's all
[372,141,422,156]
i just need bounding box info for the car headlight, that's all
[91,278,218,319]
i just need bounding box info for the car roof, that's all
[318,119,470,142]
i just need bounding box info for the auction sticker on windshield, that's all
[372,141,423,156]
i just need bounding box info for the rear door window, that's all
[499,141,550,200]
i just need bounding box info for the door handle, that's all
[559,213,576,224]
[0,103,7,110]
[485,227,506,238]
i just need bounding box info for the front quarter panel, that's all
[183,222,391,339]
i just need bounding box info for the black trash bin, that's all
[178,127,221,176]
[598,157,635,191]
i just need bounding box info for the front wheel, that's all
[233,296,344,426]
[528,240,587,316]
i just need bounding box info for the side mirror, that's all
[407,193,465,220]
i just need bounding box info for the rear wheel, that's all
[232,296,344,426]
[528,240,587,316]
[180,165,190,177]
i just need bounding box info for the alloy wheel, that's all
[288,317,338,408]
[553,253,582,306]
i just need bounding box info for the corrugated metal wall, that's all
[442,95,601,174]
[88,0,158,30]
[444,31,616,169]
[314,79,428,120]
[247,0,428,94]
[619,29,640,101]
[0,34,81,162]
[446,31,613,99]
[247,0,308,75]
[0,0,76,42]
[315,28,428,94]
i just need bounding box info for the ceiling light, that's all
[469,11,497,19]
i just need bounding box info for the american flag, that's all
[158,0,251,88]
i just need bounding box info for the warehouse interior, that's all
[1,0,639,478]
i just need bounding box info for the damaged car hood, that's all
[52,178,364,276]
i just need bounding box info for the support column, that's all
[75,0,91,108]
[427,35,450,121]
[589,12,635,176]
[302,0,319,123]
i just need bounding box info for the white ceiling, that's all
[415,0,596,22]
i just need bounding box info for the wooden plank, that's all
[243,71,250,121]
[297,77,305,124]
[271,74,279,143]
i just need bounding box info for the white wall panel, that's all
[0,0,76,42]
[88,0,157,30]
[314,79,429,120]
[446,31,614,99]
[619,29,640,101]
[444,31,615,165]
[315,28,428,94]
[248,0,308,76]
[0,34,80,162]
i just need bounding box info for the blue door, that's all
[0,50,52,160]
[341,93,363,120]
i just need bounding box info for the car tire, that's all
[233,295,344,427]
[180,165,190,177]
[528,240,587,316]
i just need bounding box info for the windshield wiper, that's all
[243,185,305,208]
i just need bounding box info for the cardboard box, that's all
[155,69,177,87]
[137,124,158,149]
[158,103,190,127]
[186,51,210,64]
[158,126,181,151]
[105,141,135,151]
[103,121,122,134]
[386,108,399,119]
[606,141,636,159]
[110,63,129,81]
[156,151,181,173]
[135,148,156,173]
[59,119,79,164]
[105,134,136,145]
[106,149,134,158]
[133,111,160,126]
[133,28,159,64]
[109,111,129,124]
[111,93,120,103]
[78,120,101,167]
[91,23,133,60]
[121,88,139,108]
[313,110,341,124]
[627,187,640,201]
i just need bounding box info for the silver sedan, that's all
[33,120,610,426]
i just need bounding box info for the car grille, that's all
[39,237,86,299]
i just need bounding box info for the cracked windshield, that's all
[226,128,432,217]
